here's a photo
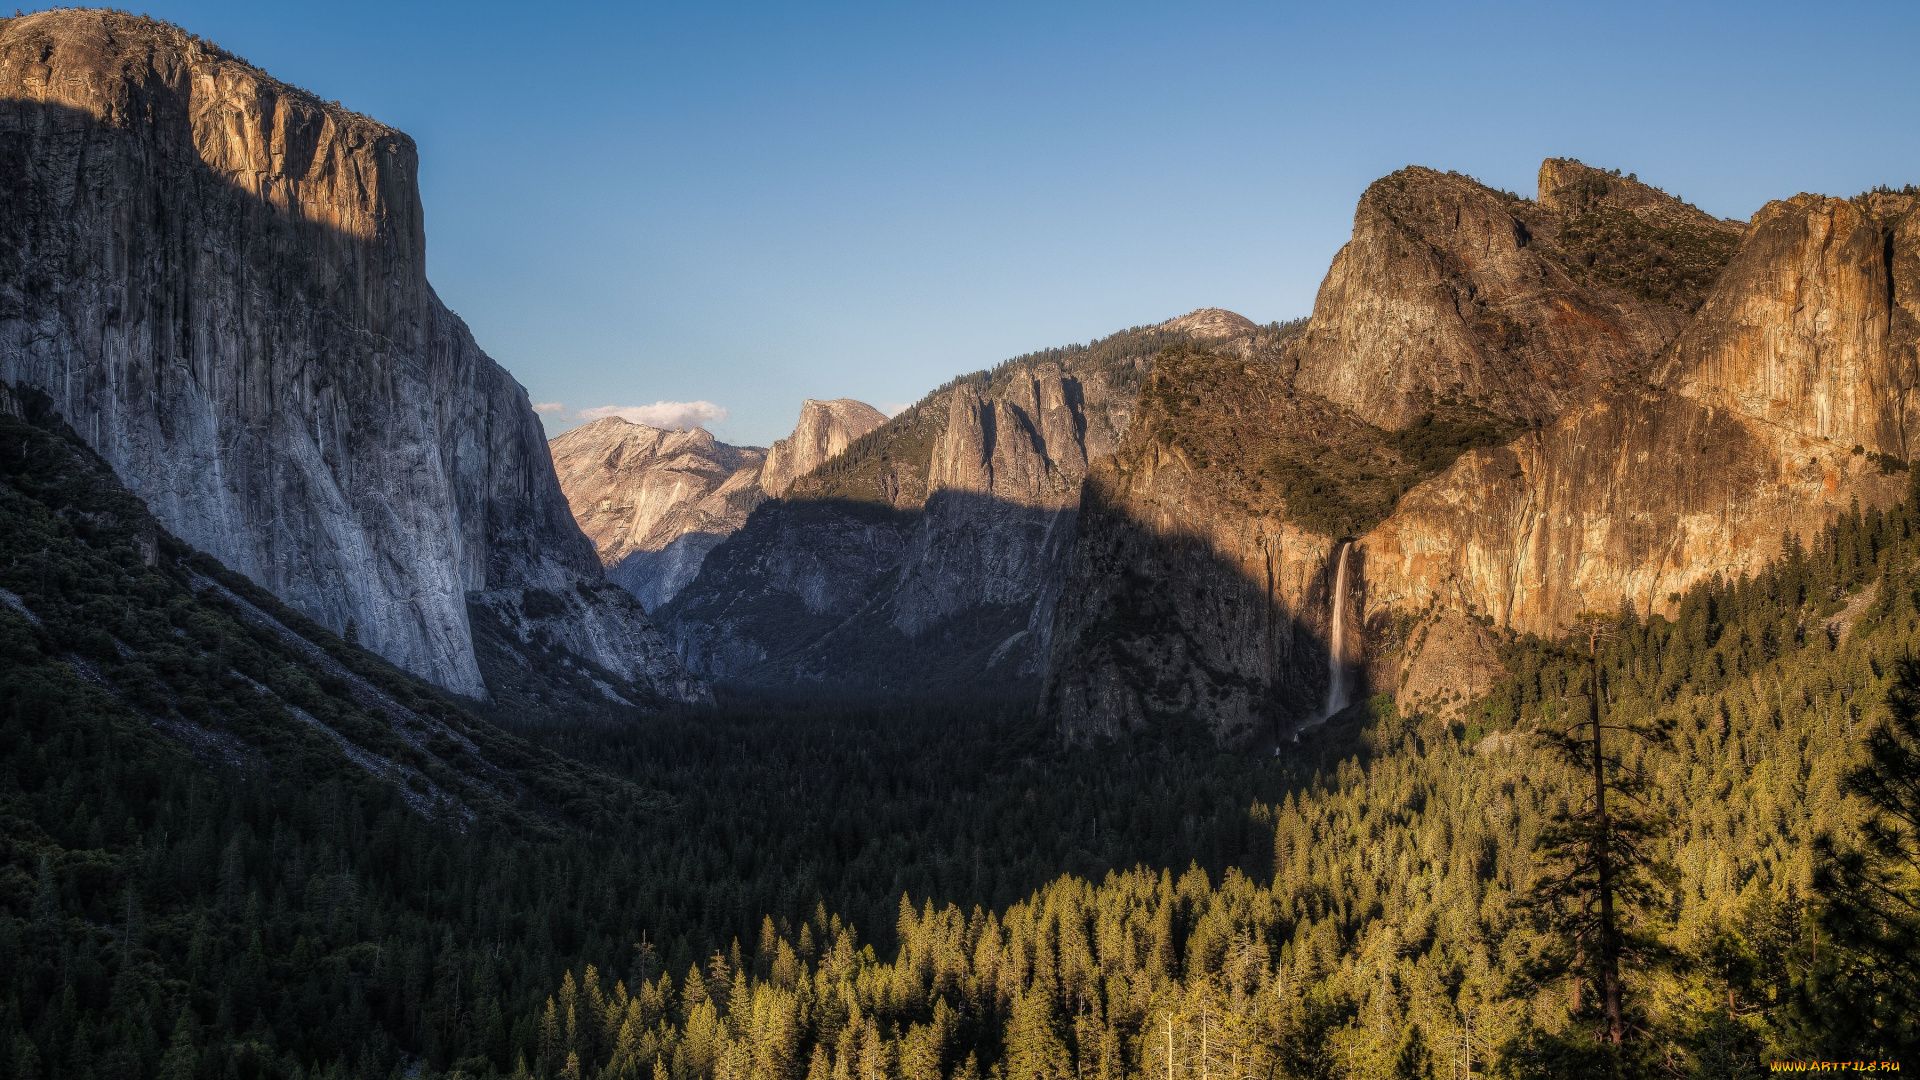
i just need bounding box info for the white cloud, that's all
[878,402,912,418]
[578,400,730,431]
[531,401,566,415]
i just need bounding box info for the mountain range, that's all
[545,161,1914,751]
[7,3,1910,751]
[3,9,1916,1076]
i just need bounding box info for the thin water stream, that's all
[1292,540,1353,743]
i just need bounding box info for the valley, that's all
[0,8,1915,1080]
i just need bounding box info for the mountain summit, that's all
[549,399,885,610]
[1159,308,1261,339]
[1044,161,1916,744]
[0,10,705,705]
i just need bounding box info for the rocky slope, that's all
[1361,189,1918,635]
[1045,162,1918,747]
[548,398,884,611]
[1288,160,1741,430]
[661,314,1289,691]
[550,419,768,611]
[0,10,705,705]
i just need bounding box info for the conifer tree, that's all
[1800,656,1920,1056]
[155,1008,197,1080]
[1512,613,1675,1049]
[1391,1024,1434,1080]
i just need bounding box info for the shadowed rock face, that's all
[1044,164,1920,747]
[0,10,704,704]
[662,317,1275,690]
[1041,352,1342,745]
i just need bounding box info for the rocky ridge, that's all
[1287,160,1742,431]
[1044,161,1915,746]
[659,314,1292,690]
[548,399,884,612]
[550,420,769,612]
[1360,187,1918,637]
[760,398,888,497]
[0,10,705,705]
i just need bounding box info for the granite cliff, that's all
[660,314,1286,691]
[760,398,888,497]
[1289,160,1741,430]
[1045,162,1917,747]
[1360,188,1918,637]
[550,420,769,612]
[548,399,884,612]
[0,10,705,705]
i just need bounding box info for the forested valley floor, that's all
[1,394,1916,1080]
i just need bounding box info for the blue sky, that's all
[38,1,1920,446]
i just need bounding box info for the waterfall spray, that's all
[1323,540,1352,720]
[1293,541,1354,743]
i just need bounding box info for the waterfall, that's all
[1292,541,1354,744]
[1323,540,1352,719]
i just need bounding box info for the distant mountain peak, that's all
[760,399,887,496]
[1158,308,1259,339]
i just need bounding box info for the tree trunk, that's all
[1591,647,1624,1044]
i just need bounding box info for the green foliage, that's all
[1867,450,1909,475]
[5,382,1916,1077]
[1796,657,1920,1057]
[517,481,1920,1077]
[1132,345,1516,539]
[1512,621,1679,1045]
[1261,401,1515,538]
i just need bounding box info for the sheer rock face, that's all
[549,419,767,612]
[1361,191,1920,636]
[1288,162,1740,430]
[759,398,886,497]
[1357,388,1902,636]
[660,322,1218,690]
[1043,163,1916,747]
[1655,193,1920,458]
[928,376,1087,505]
[0,10,704,703]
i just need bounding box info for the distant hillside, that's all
[550,400,886,612]
[659,313,1306,694]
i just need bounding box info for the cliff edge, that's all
[0,10,705,704]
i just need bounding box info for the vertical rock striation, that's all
[660,317,1246,690]
[1044,162,1920,747]
[0,10,704,703]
